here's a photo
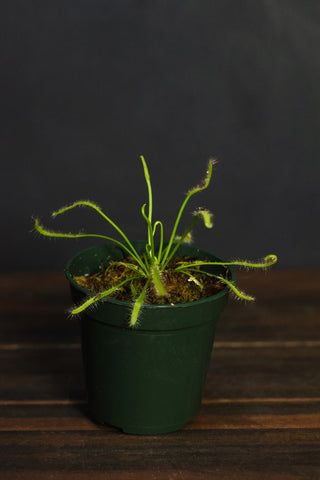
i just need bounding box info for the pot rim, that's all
[65,241,235,310]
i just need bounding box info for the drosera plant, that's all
[34,156,278,327]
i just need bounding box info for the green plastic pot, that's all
[65,241,234,435]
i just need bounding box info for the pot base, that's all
[90,411,193,435]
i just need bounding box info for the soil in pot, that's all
[73,254,228,305]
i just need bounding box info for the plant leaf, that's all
[130,280,150,327]
[71,276,140,314]
[151,264,167,297]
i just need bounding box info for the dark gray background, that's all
[2,1,319,271]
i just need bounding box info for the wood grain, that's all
[0,270,319,479]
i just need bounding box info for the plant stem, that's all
[140,156,154,256]
[161,216,198,270]
[71,276,140,314]
[160,159,215,268]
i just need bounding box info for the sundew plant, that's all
[34,156,277,326]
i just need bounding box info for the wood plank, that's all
[0,272,67,293]
[206,346,320,398]
[2,302,319,343]
[0,429,319,479]
[0,270,319,480]
[0,313,81,344]
[0,345,319,399]
[1,300,319,343]
[215,302,320,342]
[2,413,317,431]
[1,398,320,431]
[0,373,85,401]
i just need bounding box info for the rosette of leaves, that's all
[34,157,277,326]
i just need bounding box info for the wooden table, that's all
[1,270,319,479]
